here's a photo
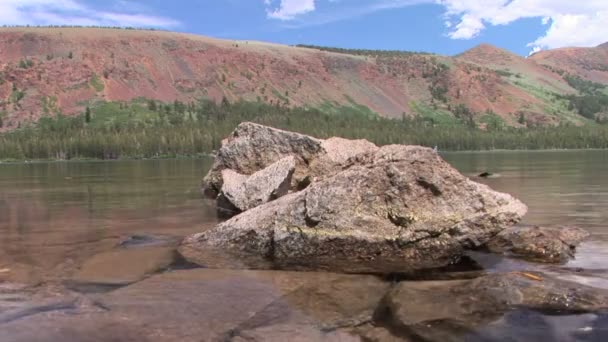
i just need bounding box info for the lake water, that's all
[0,151,607,341]
[0,159,218,284]
[1,152,608,283]
[443,150,608,273]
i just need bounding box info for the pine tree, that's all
[518,112,526,125]
[221,96,230,108]
[85,107,91,123]
[147,100,157,111]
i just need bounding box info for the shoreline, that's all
[0,154,215,164]
[441,147,608,153]
[1,148,607,164]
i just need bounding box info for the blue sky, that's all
[1,0,607,56]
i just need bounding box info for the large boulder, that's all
[218,156,296,216]
[484,225,590,263]
[202,122,378,197]
[377,271,608,341]
[183,144,527,273]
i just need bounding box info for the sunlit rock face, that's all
[217,156,296,217]
[202,122,379,198]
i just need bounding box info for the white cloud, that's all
[0,0,180,28]
[264,0,431,26]
[541,16,550,25]
[528,46,542,57]
[266,0,316,20]
[532,12,608,50]
[437,0,608,51]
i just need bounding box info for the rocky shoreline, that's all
[1,123,605,342]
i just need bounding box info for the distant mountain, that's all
[0,27,606,130]
[457,43,571,95]
[529,43,608,84]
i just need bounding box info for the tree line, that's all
[295,45,432,57]
[0,99,607,161]
[1,25,163,31]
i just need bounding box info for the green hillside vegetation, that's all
[479,111,506,131]
[501,71,608,123]
[89,74,105,92]
[562,75,608,120]
[505,73,577,121]
[410,101,461,126]
[1,98,607,161]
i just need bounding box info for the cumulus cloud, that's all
[266,0,316,20]
[437,0,608,51]
[0,0,180,28]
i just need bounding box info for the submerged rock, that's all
[0,262,40,285]
[68,247,178,287]
[231,324,361,342]
[0,283,35,314]
[2,268,386,341]
[349,323,407,342]
[478,172,493,178]
[1,313,157,342]
[118,234,181,248]
[218,156,296,216]
[5,267,608,342]
[484,225,590,263]
[184,143,527,273]
[202,122,378,197]
[93,269,386,341]
[377,272,608,342]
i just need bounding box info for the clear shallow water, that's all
[1,151,608,341]
[0,159,218,284]
[0,151,606,284]
[443,150,608,272]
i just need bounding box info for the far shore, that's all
[1,148,607,165]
